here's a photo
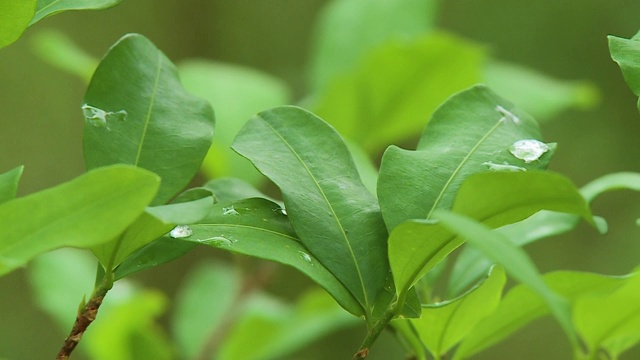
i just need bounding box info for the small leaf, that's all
[232,106,387,317]
[203,177,274,204]
[0,166,23,204]
[29,0,121,25]
[30,29,98,82]
[609,34,640,109]
[0,165,159,276]
[83,33,215,205]
[0,0,36,49]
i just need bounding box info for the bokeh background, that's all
[2,0,640,359]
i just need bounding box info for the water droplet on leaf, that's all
[205,236,234,247]
[169,225,192,239]
[298,251,313,264]
[222,206,240,215]
[495,105,521,125]
[509,139,550,163]
[82,104,127,129]
[482,161,526,172]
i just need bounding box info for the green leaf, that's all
[434,211,579,352]
[0,0,36,49]
[0,165,159,276]
[232,106,387,317]
[454,271,630,360]
[29,0,121,25]
[390,320,427,360]
[181,197,364,317]
[378,85,554,231]
[347,141,378,197]
[172,262,242,359]
[178,60,289,184]
[113,237,197,280]
[313,34,485,152]
[574,271,640,358]
[609,34,640,108]
[30,29,98,82]
[484,61,599,121]
[309,0,437,90]
[0,166,23,205]
[83,33,215,205]
[203,177,274,204]
[411,266,506,358]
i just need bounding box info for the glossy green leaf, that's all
[83,33,215,205]
[30,29,98,82]
[178,60,289,184]
[232,106,387,317]
[92,196,213,269]
[313,34,485,152]
[378,85,554,231]
[203,177,273,204]
[181,198,364,317]
[412,266,505,358]
[29,0,121,25]
[0,0,36,49]
[217,289,358,360]
[485,61,599,121]
[172,262,242,359]
[390,171,590,305]
[0,166,23,205]
[454,271,630,360]
[0,165,159,276]
[574,271,640,358]
[114,237,197,280]
[309,0,437,90]
[434,211,578,351]
[609,34,640,109]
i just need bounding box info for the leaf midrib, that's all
[134,51,162,165]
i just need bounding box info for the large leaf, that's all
[29,0,121,25]
[0,166,23,204]
[454,271,630,360]
[232,106,387,318]
[0,165,159,276]
[203,177,274,204]
[0,0,36,49]
[435,211,579,351]
[411,266,506,358]
[180,198,364,317]
[83,33,214,205]
[30,29,98,82]
[312,33,485,152]
[378,85,554,231]
[609,31,640,109]
[309,0,437,90]
[389,171,590,306]
[178,60,289,184]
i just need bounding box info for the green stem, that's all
[352,310,395,359]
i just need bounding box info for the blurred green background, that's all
[2,0,640,359]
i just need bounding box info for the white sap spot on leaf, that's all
[169,225,192,239]
[205,236,234,247]
[82,104,127,128]
[482,161,526,172]
[495,105,521,125]
[298,251,313,264]
[273,207,287,216]
[509,139,550,163]
[222,206,240,216]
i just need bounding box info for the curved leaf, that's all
[378,85,554,231]
[0,165,159,276]
[30,0,121,25]
[0,0,36,49]
[609,33,640,107]
[83,33,215,205]
[232,106,387,317]
[0,166,23,205]
[30,29,98,82]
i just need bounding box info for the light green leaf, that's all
[378,85,554,231]
[83,33,215,205]
[390,320,427,360]
[454,271,630,360]
[0,165,159,276]
[309,0,437,90]
[30,0,121,25]
[313,33,485,152]
[574,271,640,358]
[347,141,378,197]
[182,197,364,317]
[434,211,578,352]
[172,262,242,359]
[609,34,640,109]
[485,61,599,121]
[30,29,98,82]
[412,266,506,358]
[0,166,23,204]
[0,0,36,49]
[178,60,289,184]
[232,106,387,318]
[113,237,197,280]
[203,177,274,204]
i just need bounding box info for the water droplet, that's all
[169,225,192,239]
[82,104,127,129]
[509,139,550,163]
[222,206,240,216]
[280,208,287,216]
[482,161,526,172]
[204,236,234,247]
[273,207,287,216]
[495,105,521,125]
[298,251,313,264]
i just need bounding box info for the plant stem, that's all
[352,309,395,359]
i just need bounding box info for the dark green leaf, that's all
[30,29,98,82]
[181,198,364,317]
[0,166,23,204]
[232,106,386,318]
[0,0,36,49]
[30,0,121,25]
[0,165,159,276]
[203,177,274,204]
[114,237,197,280]
[378,85,554,231]
[83,34,214,205]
